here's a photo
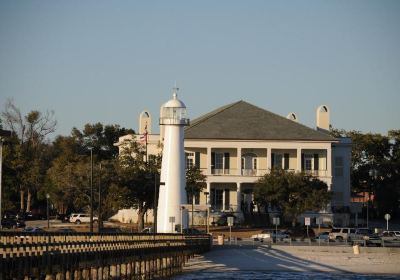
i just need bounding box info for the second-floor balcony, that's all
[206,168,328,177]
[210,168,268,176]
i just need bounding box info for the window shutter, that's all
[284,153,289,170]
[224,153,230,169]
[211,152,215,170]
[195,152,200,167]
[314,154,319,170]
[271,153,275,168]
[301,153,304,170]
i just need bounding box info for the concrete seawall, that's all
[183,245,400,275]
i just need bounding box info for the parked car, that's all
[251,230,290,241]
[99,227,123,234]
[141,227,154,234]
[23,211,44,220]
[251,230,271,241]
[1,218,25,229]
[315,231,330,241]
[329,227,353,241]
[182,228,205,234]
[381,231,400,238]
[23,227,45,233]
[69,213,98,224]
[3,210,18,220]
[347,228,382,246]
[380,231,400,242]
[56,228,76,233]
[212,214,238,226]
[271,230,290,241]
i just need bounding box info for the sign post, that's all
[273,217,280,243]
[384,213,391,231]
[305,217,311,238]
[227,216,234,245]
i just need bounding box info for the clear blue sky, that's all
[1,0,399,137]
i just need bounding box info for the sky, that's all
[0,0,399,138]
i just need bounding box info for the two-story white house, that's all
[115,100,352,226]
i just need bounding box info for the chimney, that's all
[139,110,152,135]
[316,105,330,131]
[287,112,298,122]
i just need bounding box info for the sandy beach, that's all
[182,245,400,275]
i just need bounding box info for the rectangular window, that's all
[188,192,200,205]
[195,151,200,167]
[253,158,257,170]
[185,152,194,169]
[224,189,230,210]
[274,154,283,169]
[271,153,275,168]
[211,189,223,210]
[215,153,224,169]
[213,152,230,174]
[224,153,230,171]
[284,153,289,170]
[314,154,319,171]
[304,154,313,171]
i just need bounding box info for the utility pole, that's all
[89,147,93,233]
[98,163,102,232]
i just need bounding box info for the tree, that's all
[46,123,135,217]
[71,123,134,160]
[114,137,161,231]
[330,128,400,218]
[1,100,56,213]
[185,165,207,227]
[254,168,331,227]
[185,165,207,202]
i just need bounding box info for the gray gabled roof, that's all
[184,101,335,141]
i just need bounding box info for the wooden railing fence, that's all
[0,232,211,280]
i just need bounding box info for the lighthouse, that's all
[157,88,190,233]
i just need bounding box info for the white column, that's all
[266,147,271,171]
[237,147,242,176]
[222,188,226,211]
[207,147,212,175]
[236,183,241,212]
[296,148,302,172]
[327,147,332,178]
[206,182,212,209]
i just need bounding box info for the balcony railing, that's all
[241,169,268,176]
[201,168,328,177]
[212,168,231,175]
[303,170,328,177]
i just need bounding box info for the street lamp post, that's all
[204,192,209,234]
[98,163,102,232]
[89,147,94,233]
[46,193,50,228]
[368,168,378,229]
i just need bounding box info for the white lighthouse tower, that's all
[157,87,190,233]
